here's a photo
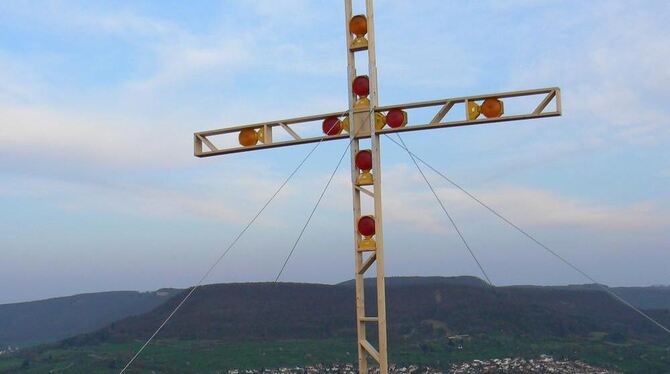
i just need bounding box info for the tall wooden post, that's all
[345,0,388,372]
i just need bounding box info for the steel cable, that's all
[119,112,349,373]
[394,133,494,287]
[274,111,373,282]
[385,133,670,336]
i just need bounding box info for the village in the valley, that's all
[226,356,619,374]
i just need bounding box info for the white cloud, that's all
[0,2,179,39]
[376,164,668,233]
[0,166,305,227]
[0,103,187,169]
[125,38,253,93]
[507,3,670,146]
[275,162,669,235]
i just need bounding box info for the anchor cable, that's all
[119,113,348,373]
[274,111,373,282]
[395,134,494,287]
[385,133,670,336]
[274,141,352,282]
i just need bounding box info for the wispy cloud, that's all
[508,2,670,146]
[378,164,667,233]
[0,102,187,170]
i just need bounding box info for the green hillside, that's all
[0,289,180,348]
[69,280,669,345]
[2,277,670,373]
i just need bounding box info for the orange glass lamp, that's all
[355,149,373,185]
[352,75,370,109]
[357,215,376,251]
[349,15,368,51]
[239,128,258,147]
[480,97,504,118]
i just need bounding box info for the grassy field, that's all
[1,335,668,373]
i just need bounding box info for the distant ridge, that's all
[64,279,670,347]
[337,275,488,288]
[5,276,670,349]
[0,289,180,347]
[506,284,670,310]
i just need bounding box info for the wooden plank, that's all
[195,133,348,157]
[430,101,454,124]
[345,1,367,374]
[261,124,273,144]
[380,111,561,136]
[196,109,348,137]
[360,339,381,362]
[358,252,376,274]
[355,185,374,198]
[194,87,560,138]
[196,134,219,152]
[360,316,378,322]
[375,87,559,112]
[366,0,388,371]
[195,111,560,157]
[194,134,203,156]
[278,122,301,140]
[532,91,556,114]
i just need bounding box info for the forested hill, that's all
[337,276,489,288]
[68,279,670,346]
[4,277,670,348]
[0,289,180,347]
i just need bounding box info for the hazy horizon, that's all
[4,274,670,306]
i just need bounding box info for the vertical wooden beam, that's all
[194,134,203,156]
[365,0,389,373]
[344,2,367,374]
[261,124,273,144]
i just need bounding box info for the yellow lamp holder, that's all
[356,170,373,186]
[467,101,481,120]
[257,127,267,144]
[358,235,376,251]
[375,112,386,130]
[341,112,384,134]
[354,96,370,109]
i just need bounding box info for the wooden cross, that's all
[193,1,561,373]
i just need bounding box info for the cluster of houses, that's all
[227,364,427,374]
[226,356,618,374]
[0,346,18,356]
[448,355,619,373]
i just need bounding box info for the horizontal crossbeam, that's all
[194,87,561,157]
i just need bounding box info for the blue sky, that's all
[1,1,669,304]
